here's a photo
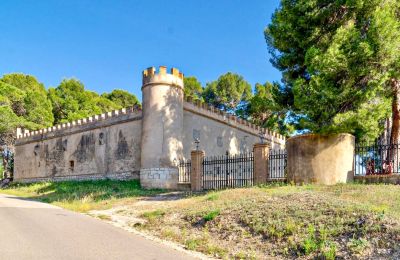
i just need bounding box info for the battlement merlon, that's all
[142,66,184,90]
[15,106,142,141]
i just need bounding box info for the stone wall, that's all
[14,107,142,182]
[354,174,400,185]
[182,100,285,158]
[140,168,179,189]
[286,133,354,185]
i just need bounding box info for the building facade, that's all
[14,66,285,188]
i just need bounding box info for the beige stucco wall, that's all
[14,112,142,182]
[286,133,355,185]
[140,71,184,168]
[182,105,285,158]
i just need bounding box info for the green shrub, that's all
[203,209,220,222]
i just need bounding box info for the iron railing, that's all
[202,152,254,190]
[178,158,191,183]
[268,149,287,180]
[0,149,13,179]
[354,142,400,176]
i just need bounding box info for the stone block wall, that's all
[139,168,179,189]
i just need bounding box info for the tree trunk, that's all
[387,79,400,173]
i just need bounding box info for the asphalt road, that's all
[0,193,197,260]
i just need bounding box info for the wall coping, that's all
[183,97,286,145]
[287,133,354,141]
[15,106,142,145]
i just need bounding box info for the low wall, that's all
[354,174,400,185]
[287,133,355,185]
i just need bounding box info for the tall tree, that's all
[203,72,252,114]
[266,0,400,142]
[48,78,120,124]
[101,89,140,108]
[183,76,203,101]
[0,74,54,129]
[248,82,294,136]
[0,74,54,145]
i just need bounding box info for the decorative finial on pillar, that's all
[258,130,266,144]
[194,137,200,151]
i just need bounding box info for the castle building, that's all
[14,66,285,189]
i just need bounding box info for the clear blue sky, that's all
[0,0,281,101]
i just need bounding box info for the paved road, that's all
[0,193,197,260]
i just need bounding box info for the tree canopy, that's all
[183,76,203,101]
[247,82,294,136]
[101,89,140,108]
[202,72,252,114]
[0,74,54,132]
[0,74,140,145]
[266,0,400,141]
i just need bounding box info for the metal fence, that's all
[202,152,254,190]
[354,142,400,176]
[178,158,191,183]
[269,149,287,180]
[0,149,13,179]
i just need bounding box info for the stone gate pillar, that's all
[253,143,270,185]
[140,66,184,189]
[190,150,205,191]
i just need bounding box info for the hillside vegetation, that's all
[114,184,400,259]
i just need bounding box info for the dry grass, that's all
[114,184,400,259]
[0,179,163,212]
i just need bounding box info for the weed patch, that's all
[142,210,165,222]
[203,209,220,222]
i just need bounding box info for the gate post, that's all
[191,150,205,191]
[253,143,271,185]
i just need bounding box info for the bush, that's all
[203,209,220,222]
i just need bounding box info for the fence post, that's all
[253,143,271,185]
[191,150,205,191]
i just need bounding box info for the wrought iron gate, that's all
[178,158,191,183]
[268,149,287,180]
[202,152,254,190]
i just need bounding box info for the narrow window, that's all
[69,160,75,171]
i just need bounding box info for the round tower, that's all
[140,66,184,189]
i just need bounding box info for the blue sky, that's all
[0,0,281,101]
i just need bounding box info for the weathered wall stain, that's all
[74,133,95,163]
[116,130,129,159]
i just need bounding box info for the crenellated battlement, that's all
[183,96,286,145]
[16,105,142,141]
[142,66,184,89]
[142,66,184,80]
